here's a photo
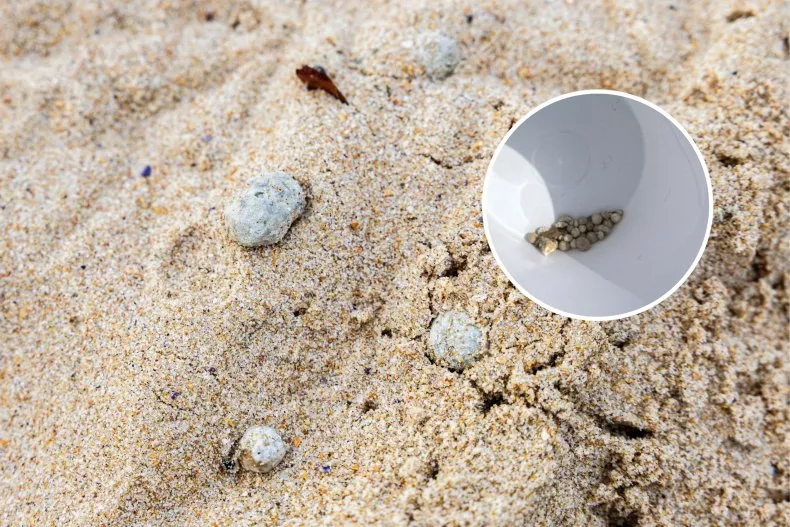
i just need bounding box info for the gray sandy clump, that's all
[415,31,461,80]
[428,311,484,371]
[237,425,287,473]
[224,172,305,247]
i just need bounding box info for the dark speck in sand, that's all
[364,367,371,375]
[140,165,152,177]
[170,391,180,400]
[320,465,331,473]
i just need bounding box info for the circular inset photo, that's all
[482,90,712,320]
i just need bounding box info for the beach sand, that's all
[1,0,788,525]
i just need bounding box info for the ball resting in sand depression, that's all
[224,172,306,247]
[237,426,287,474]
[428,311,485,371]
[414,31,461,80]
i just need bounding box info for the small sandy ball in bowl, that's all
[224,172,306,247]
[428,311,484,371]
[238,425,287,473]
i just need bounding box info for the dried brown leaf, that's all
[295,65,348,104]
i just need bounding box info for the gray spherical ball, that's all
[238,425,287,473]
[415,32,461,80]
[224,172,305,247]
[428,311,484,371]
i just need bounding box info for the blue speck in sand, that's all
[202,134,213,142]
[141,165,152,177]
[320,465,331,473]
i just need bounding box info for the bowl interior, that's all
[483,92,711,319]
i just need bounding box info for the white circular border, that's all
[481,89,714,321]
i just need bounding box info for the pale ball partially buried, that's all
[238,425,287,473]
[428,311,485,371]
[415,31,461,80]
[224,172,306,247]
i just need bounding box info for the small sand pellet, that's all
[428,311,484,371]
[524,210,623,255]
[224,172,306,247]
[237,425,287,474]
[415,31,461,80]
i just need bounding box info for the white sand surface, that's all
[1,1,789,525]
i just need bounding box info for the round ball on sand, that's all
[224,172,305,247]
[415,32,461,80]
[238,425,287,473]
[428,311,484,371]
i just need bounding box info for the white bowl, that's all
[482,90,712,320]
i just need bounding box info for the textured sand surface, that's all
[1,1,789,525]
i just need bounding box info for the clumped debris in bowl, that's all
[525,210,623,256]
